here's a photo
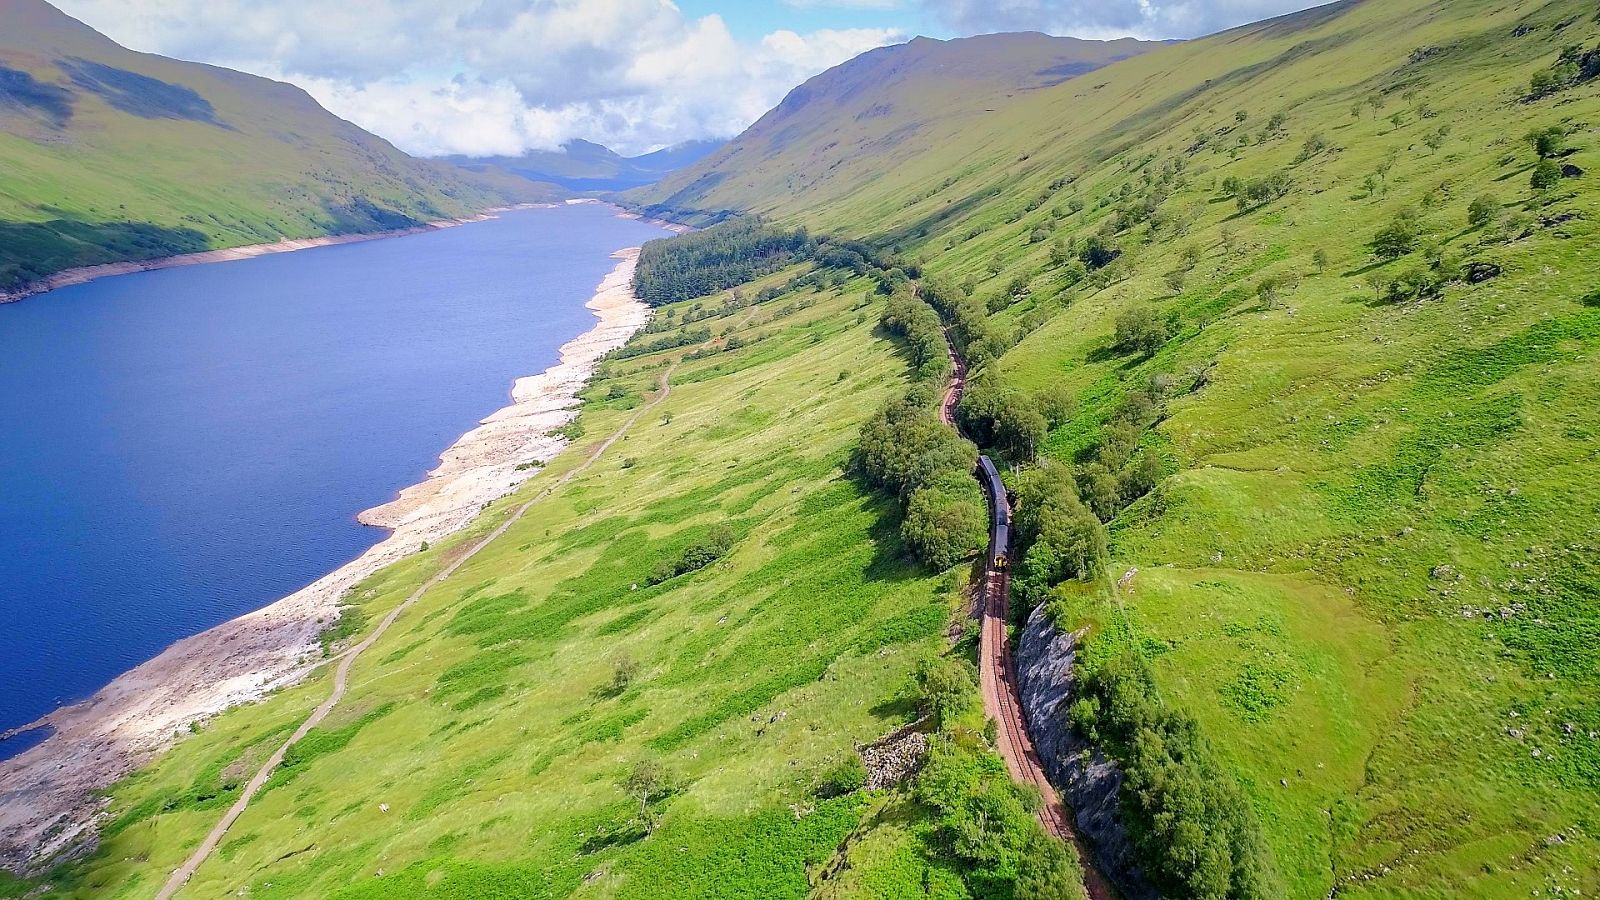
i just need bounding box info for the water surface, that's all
[0,204,669,747]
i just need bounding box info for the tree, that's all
[916,656,975,726]
[1255,272,1299,308]
[1113,305,1172,356]
[1526,125,1565,158]
[1079,235,1119,270]
[623,760,669,834]
[1295,132,1328,163]
[1016,831,1087,900]
[1371,209,1421,260]
[1531,158,1563,191]
[1312,248,1330,272]
[1118,452,1164,505]
[901,478,987,570]
[1467,195,1498,229]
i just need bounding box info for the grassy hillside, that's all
[9,0,1600,897]
[640,0,1600,895]
[0,0,559,295]
[5,268,1008,898]
[636,32,1159,224]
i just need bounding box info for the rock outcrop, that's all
[1014,604,1158,900]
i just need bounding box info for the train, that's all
[977,455,1010,570]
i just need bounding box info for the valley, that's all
[3,0,1600,897]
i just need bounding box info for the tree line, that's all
[1069,650,1281,899]
[632,218,815,306]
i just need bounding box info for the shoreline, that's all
[0,237,658,871]
[0,203,555,305]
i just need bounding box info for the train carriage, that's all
[977,456,1010,569]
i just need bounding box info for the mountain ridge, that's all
[445,138,724,193]
[0,0,559,296]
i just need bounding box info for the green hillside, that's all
[9,0,1600,897]
[0,0,559,296]
[638,31,1160,224]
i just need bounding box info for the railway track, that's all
[940,332,1116,900]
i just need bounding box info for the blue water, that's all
[0,203,668,748]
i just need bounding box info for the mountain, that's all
[0,0,560,297]
[10,1,1600,898]
[633,31,1161,222]
[445,138,724,193]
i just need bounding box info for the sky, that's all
[52,0,1328,159]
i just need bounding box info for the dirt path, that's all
[155,364,680,899]
[938,334,1117,900]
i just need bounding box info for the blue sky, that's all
[672,1,950,42]
[54,0,1326,157]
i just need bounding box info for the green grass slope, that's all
[634,31,1161,223]
[10,0,1600,897]
[0,0,560,295]
[7,273,1000,898]
[654,0,1600,895]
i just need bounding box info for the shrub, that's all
[1079,235,1120,270]
[1467,195,1498,229]
[1113,305,1172,355]
[1531,158,1563,191]
[901,475,987,570]
[648,525,736,584]
[915,656,976,726]
[815,755,868,798]
[1371,208,1421,259]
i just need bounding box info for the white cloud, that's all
[52,0,900,157]
[918,0,1330,41]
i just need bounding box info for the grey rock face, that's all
[1015,603,1159,900]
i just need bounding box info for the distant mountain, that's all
[446,138,724,193]
[0,0,560,297]
[631,32,1162,222]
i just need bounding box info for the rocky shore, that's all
[0,242,654,872]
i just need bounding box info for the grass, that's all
[12,0,1600,896]
[639,0,1600,895]
[17,273,990,899]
